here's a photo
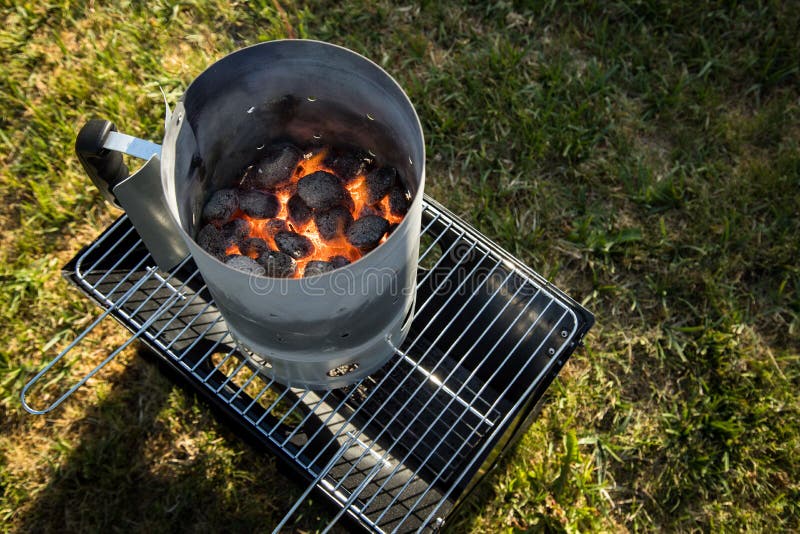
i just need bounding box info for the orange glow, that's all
[226,146,404,277]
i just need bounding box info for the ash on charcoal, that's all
[239,190,279,219]
[197,224,226,259]
[366,166,397,204]
[202,189,239,224]
[259,250,297,278]
[246,144,302,190]
[297,171,348,210]
[346,215,390,251]
[222,218,251,242]
[265,218,288,236]
[240,237,269,258]
[303,260,335,277]
[287,194,312,226]
[324,148,372,183]
[275,230,314,259]
[314,206,353,241]
[329,255,351,268]
[225,255,266,276]
[388,185,411,216]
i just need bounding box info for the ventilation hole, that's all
[340,332,350,338]
[366,113,375,120]
[327,362,359,377]
[307,96,317,102]
[247,106,255,113]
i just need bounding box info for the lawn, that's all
[1,1,798,532]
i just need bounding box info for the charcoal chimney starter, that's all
[159,40,425,389]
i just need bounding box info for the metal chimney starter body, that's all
[160,41,425,389]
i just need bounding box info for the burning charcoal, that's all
[359,203,384,218]
[346,215,390,251]
[297,171,348,210]
[275,230,314,259]
[239,190,279,219]
[259,250,297,278]
[324,149,370,183]
[365,166,397,204]
[342,190,355,213]
[314,206,353,241]
[329,255,351,268]
[388,185,411,216]
[265,218,288,236]
[202,189,239,224]
[303,260,335,277]
[196,223,226,259]
[246,144,302,190]
[222,218,251,243]
[225,255,266,276]
[240,237,269,258]
[287,194,312,226]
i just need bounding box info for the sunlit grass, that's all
[1,1,798,532]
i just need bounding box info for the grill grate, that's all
[54,197,592,532]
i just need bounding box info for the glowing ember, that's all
[197,144,411,278]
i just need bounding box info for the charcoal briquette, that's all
[258,250,297,278]
[346,215,390,251]
[225,254,266,276]
[196,224,226,259]
[303,260,335,277]
[359,203,384,218]
[265,218,288,236]
[329,255,351,268]
[297,171,348,210]
[324,149,370,183]
[275,230,314,259]
[314,205,353,241]
[388,185,411,216]
[365,166,397,204]
[287,194,312,226]
[239,190,279,218]
[240,237,269,258]
[222,218,250,242]
[202,189,239,224]
[246,144,302,189]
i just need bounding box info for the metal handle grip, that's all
[76,119,130,208]
[20,267,180,415]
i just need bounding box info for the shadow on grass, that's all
[15,347,343,533]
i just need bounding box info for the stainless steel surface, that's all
[103,130,162,160]
[25,197,589,531]
[159,40,426,388]
[112,155,190,271]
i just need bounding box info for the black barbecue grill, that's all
[24,194,593,532]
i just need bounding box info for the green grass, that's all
[1,1,799,532]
